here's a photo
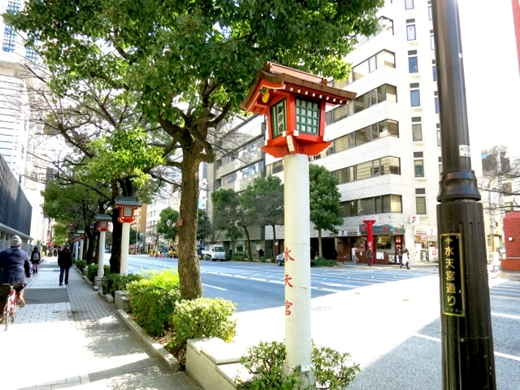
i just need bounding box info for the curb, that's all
[115,308,181,372]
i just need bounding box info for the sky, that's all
[458,0,520,152]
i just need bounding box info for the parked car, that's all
[276,252,285,266]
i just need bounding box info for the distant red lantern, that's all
[241,62,356,158]
[113,197,142,224]
[177,218,184,227]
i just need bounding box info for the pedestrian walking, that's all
[366,247,373,266]
[58,244,72,286]
[30,246,41,273]
[400,247,410,270]
[397,247,403,266]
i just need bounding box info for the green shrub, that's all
[127,269,180,336]
[231,252,246,261]
[311,257,337,267]
[237,341,360,390]
[169,298,237,354]
[75,260,86,272]
[259,256,267,263]
[102,272,143,297]
[87,264,110,283]
[237,341,302,390]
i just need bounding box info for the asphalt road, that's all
[118,255,520,389]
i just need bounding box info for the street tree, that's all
[157,207,180,245]
[6,0,383,298]
[197,209,212,245]
[309,164,343,258]
[42,180,107,263]
[241,175,284,257]
[212,189,244,256]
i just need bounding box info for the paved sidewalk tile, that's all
[0,257,200,390]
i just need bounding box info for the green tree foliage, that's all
[42,180,106,263]
[211,189,244,253]
[197,209,212,244]
[241,175,284,256]
[157,207,180,242]
[6,0,383,298]
[309,164,343,258]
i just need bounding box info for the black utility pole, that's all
[432,1,496,389]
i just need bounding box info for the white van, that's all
[202,245,226,261]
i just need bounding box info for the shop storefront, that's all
[332,224,406,265]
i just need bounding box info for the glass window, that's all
[411,90,420,107]
[377,50,396,68]
[412,124,422,141]
[405,0,414,10]
[356,161,373,180]
[432,65,437,81]
[380,156,401,174]
[435,97,439,113]
[368,56,377,73]
[430,33,435,50]
[408,56,418,73]
[414,159,424,177]
[353,60,369,81]
[4,25,16,40]
[2,40,15,52]
[270,99,286,138]
[360,197,375,215]
[407,24,416,40]
[7,2,21,12]
[296,99,320,135]
[355,127,371,147]
[334,135,349,153]
[437,124,441,146]
[428,5,433,20]
[416,196,427,214]
[385,85,397,102]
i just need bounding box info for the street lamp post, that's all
[432,1,496,388]
[95,214,112,288]
[114,197,142,276]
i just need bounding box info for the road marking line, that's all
[414,334,520,362]
[491,311,520,320]
[202,284,227,291]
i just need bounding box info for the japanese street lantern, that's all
[95,214,112,232]
[114,197,142,224]
[240,62,356,158]
[77,229,85,241]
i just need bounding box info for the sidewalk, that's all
[0,256,200,390]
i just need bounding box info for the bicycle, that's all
[1,284,17,330]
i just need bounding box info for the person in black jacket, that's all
[57,245,73,286]
[0,235,31,309]
[30,246,41,274]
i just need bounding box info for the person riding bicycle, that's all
[0,235,32,310]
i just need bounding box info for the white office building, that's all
[1,0,48,246]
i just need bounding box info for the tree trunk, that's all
[243,227,252,261]
[271,224,277,256]
[110,213,122,273]
[178,152,203,299]
[318,229,323,258]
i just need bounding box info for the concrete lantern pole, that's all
[283,153,313,386]
[120,222,130,276]
[79,239,84,261]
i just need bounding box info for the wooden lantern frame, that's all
[114,197,142,224]
[241,62,356,158]
[95,214,112,232]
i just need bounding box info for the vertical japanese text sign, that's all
[440,234,466,317]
